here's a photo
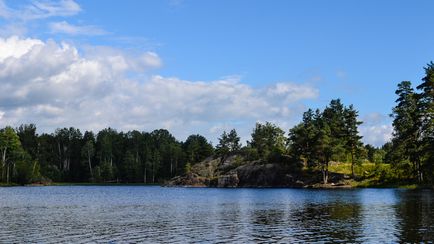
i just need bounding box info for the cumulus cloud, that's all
[359,124,393,147]
[359,112,393,147]
[49,21,107,36]
[0,36,318,142]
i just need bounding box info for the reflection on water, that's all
[0,186,433,243]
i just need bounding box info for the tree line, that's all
[0,126,214,184]
[0,63,433,185]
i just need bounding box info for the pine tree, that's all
[416,63,434,181]
[391,81,422,181]
[344,105,363,178]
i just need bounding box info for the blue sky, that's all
[0,0,433,146]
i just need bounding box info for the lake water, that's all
[0,186,433,243]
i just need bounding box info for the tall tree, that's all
[390,81,422,181]
[288,109,318,167]
[81,139,95,180]
[416,62,434,181]
[16,124,38,160]
[0,127,24,184]
[314,117,333,184]
[322,99,346,162]
[343,105,363,178]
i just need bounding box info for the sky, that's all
[0,0,433,147]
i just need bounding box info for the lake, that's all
[0,186,433,243]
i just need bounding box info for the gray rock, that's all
[217,173,239,187]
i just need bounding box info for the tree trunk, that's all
[6,163,9,184]
[32,161,37,176]
[57,142,62,170]
[144,167,147,183]
[322,160,329,184]
[152,161,155,183]
[416,160,423,182]
[351,151,355,178]
[87,151,93,178]
[1,147,7,181]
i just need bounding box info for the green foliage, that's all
[240,146,260,161]
[0,126,25,183]
[13,155,34,185]
[216,129,241,158]
[183,134,214,164]
[288,99,364,183]
[184,162,192,174]
[249,122,286,160]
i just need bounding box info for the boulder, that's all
[217,173,239,187]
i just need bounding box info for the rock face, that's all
[236,162,288,187]
[165,153,349,188]
[168,173,208,187]
[217,173,239,187]
[167,154,302,187]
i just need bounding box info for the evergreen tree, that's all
[288,109,318,167]
[343,105,363,177]
[416,62,434,181]
[390,81,422,181]
[16,124,38,160]
[183,134,214,164]
[249,122,286,160]
[216,129,241,160]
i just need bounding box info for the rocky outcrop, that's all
[236,162,288,187]
[168,173,208,187]
[166,154,351,188]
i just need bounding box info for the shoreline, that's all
[0,182,432,190]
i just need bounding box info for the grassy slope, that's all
[327,162,428,189]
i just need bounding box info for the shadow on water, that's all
[395,190,434,242]
[287,201,362,243]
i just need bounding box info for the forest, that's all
[0,63,433,186]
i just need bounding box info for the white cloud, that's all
[359,112,393,147]
[0,36,318,142]
[267,82,319,103]
[360,124,393,147]
[49,21,107,36]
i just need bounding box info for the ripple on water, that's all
[0,186,433,243]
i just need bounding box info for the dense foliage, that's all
[385,62,434,183]
[288,100,363,183]
[0,63,433,186]
[0,126,214,184]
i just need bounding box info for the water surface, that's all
[0,186,433,243]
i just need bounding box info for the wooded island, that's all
[1,63,433,187]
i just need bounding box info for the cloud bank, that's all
[0,36,319,142]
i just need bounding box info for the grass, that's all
[327,162,433,189]
[328,161,377,177]
[0,182,19,187]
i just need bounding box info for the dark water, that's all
[0,186,433,243]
